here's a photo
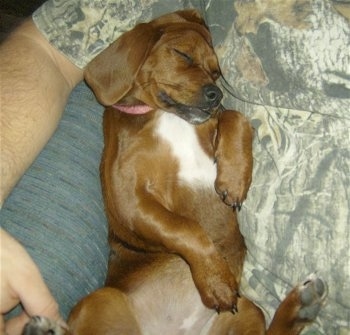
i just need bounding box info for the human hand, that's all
[0,229,66,335]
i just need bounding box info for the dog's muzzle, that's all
[159,84,223,125]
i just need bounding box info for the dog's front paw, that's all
[22,316,67,335]
[214,149,252,210]
[214,168,251,210]
[191,254,239,313]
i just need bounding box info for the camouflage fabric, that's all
[33,0,350,333]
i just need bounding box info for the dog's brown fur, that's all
[65,10,326,335]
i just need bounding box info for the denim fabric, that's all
[0,82,109,318]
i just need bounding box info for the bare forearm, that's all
[0,19,83,206]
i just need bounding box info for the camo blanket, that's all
[2,1,349,334]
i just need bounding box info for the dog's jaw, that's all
[158,91,218,125]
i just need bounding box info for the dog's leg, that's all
[214,110,253,209]
[129,197,240,312]
[267,274,328,335]
[68,287,142,335]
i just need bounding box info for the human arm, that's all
[0,17,82,335]
[0,18,83,206]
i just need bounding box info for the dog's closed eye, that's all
[173,48,193,65]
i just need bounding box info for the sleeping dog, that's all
[22,9,327,335]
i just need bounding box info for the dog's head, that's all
[84,10,223,124]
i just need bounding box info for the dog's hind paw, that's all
[297,274,328,321]
[268,273,328,334]
[22,316,67,335]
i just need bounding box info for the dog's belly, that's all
[129,256,216,335]
[155,112,216,188]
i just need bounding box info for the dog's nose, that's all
[203,84,223,107]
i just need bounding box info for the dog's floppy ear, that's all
[84,23,161,106]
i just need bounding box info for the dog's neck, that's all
[112,104,153,114]
[155,112,216,188]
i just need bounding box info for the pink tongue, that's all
[112,104,153,114]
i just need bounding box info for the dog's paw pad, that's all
[22,316,66,335]
[297,274,328,321]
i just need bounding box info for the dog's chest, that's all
[155,112,216,187]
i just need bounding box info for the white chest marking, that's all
[155,112,216,187]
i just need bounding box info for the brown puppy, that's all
[63,10,326,335]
